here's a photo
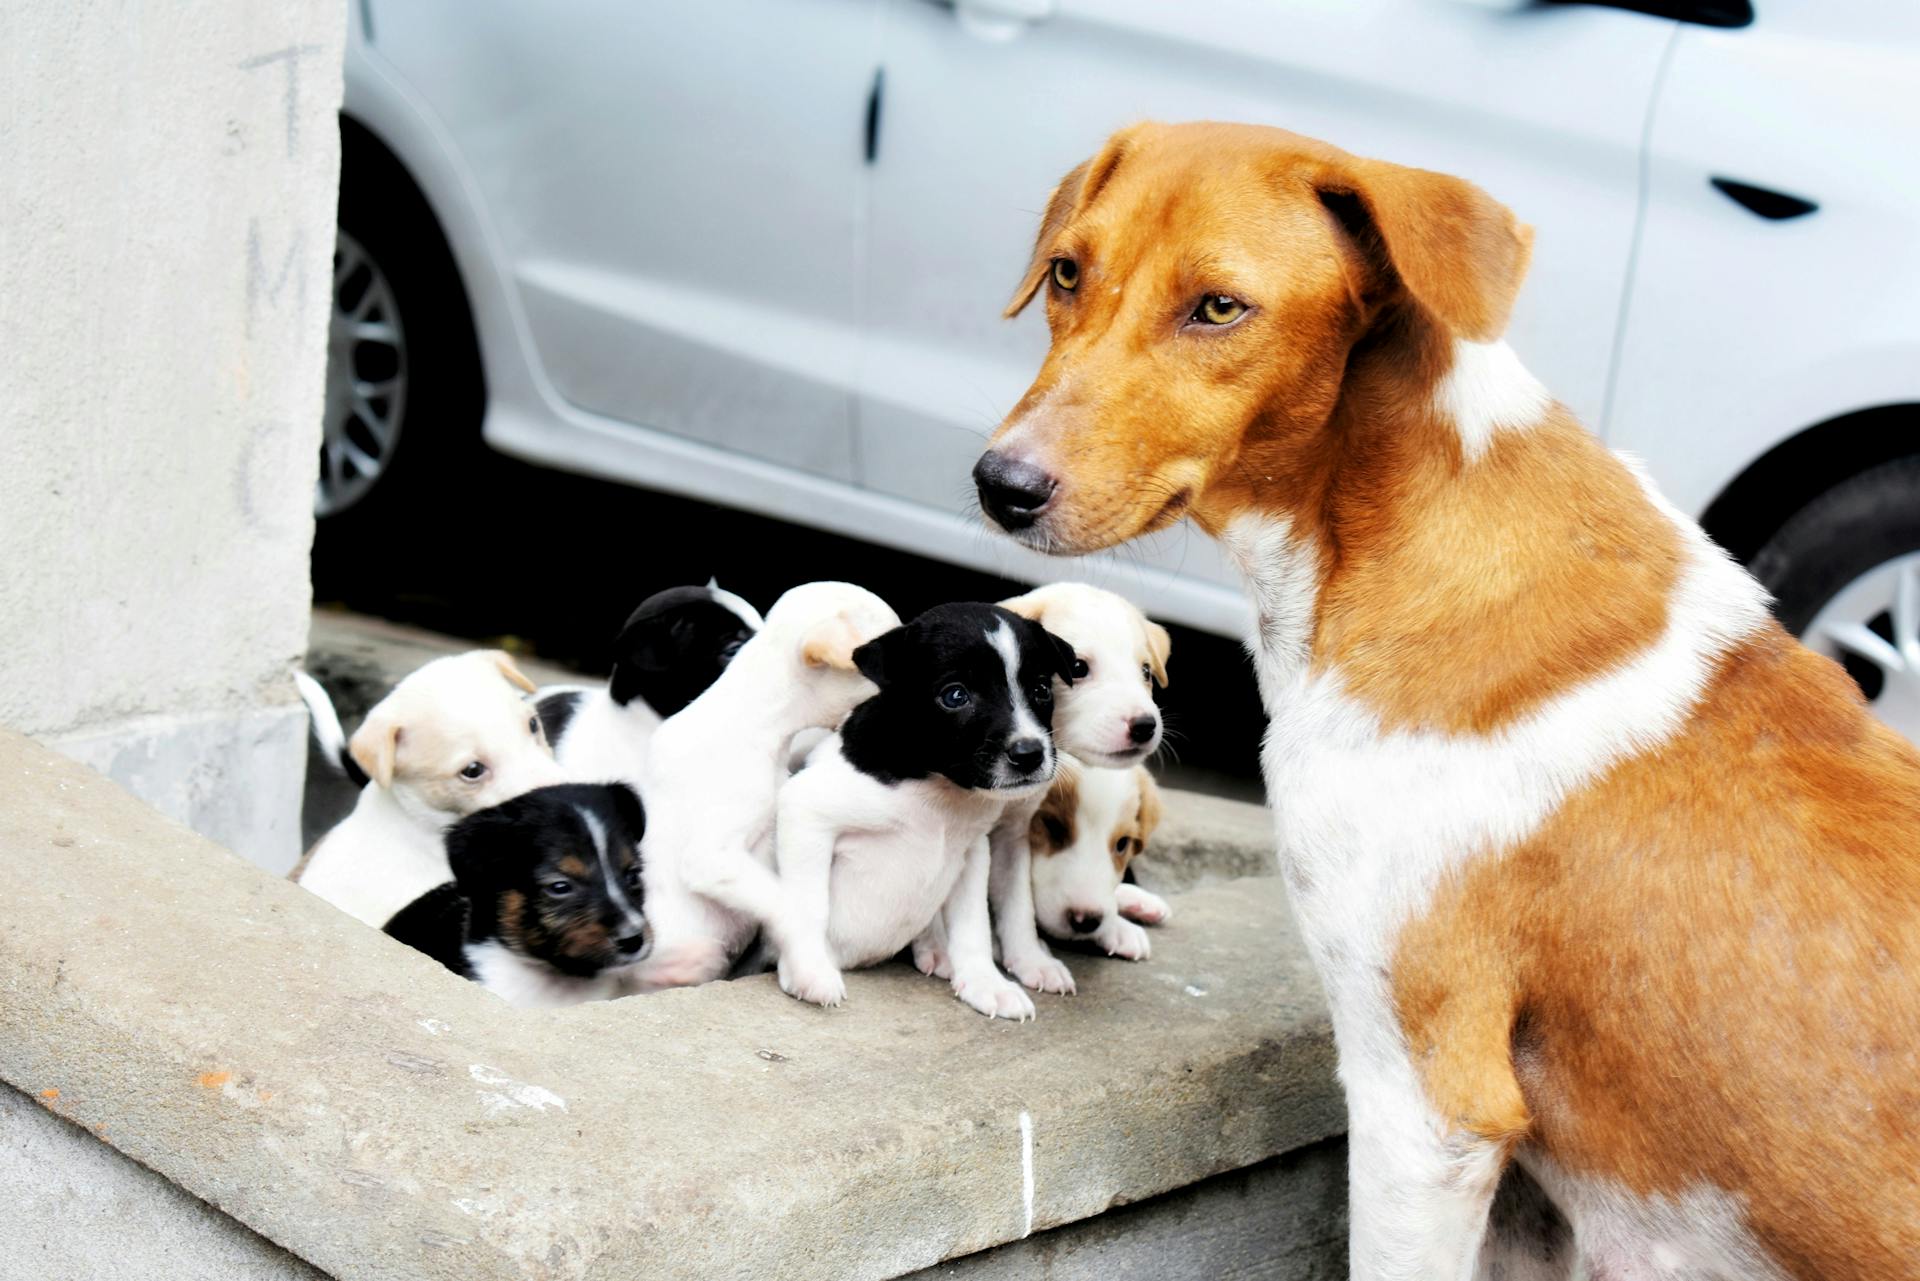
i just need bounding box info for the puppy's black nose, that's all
[973,451,1056,531]
[615,932,647,956]
[1006,737,1046,773]
[1128,715,1159,745]
[1067,910,1102,935]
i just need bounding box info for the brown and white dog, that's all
[974,121,1920,1280]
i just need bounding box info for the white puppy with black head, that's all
[295,649,564,927]
[623,581,899,992]
[766,602,1076,1020]
[989,584,1169,992]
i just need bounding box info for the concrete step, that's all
[0,727,1343,1280]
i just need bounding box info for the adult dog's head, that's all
[974,121,1532,554]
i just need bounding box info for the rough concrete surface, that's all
[0,0,344,866]
[0,728,1339,1281]
[0,1083,325,1281]
[912,1139,1348,1281]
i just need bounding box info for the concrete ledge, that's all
[0,727,1338,1279]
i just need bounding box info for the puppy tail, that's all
[294,670,370,789]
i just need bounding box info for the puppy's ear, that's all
[1040,624,1078,685]
[488,650,538,694]
[603,782,647,846]
[1143,619,1172,689]
[443,802,522,893]
[347,709,401,789]
[998,588,1048,624]
[1313,155,1532,343]
[801,614,863,672]
[383,883,474,978]
[1133,767,1164,846]
[1030,759,1081,853]
[851,624,907,688]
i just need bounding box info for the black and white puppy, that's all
[385,783,650,1008]
[767,603,1075,1019]
[536,582,761,788]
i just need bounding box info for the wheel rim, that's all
[1803,550,1920,743]
[317,229,408,517]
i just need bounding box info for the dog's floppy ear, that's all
[347,709,401,789]
[801,613,864,672]
[1133,767,1164,846]
[1143,619,1172,689]
[1005,125,1148,318]
[998,588,1048,625]
[1314,156,1532,343]
[383,882,474,978]
[1038,623,1078,685]
[851,624,909,688]
[488,650,538,694]
[603,782,647,846]
[444,800,525,891]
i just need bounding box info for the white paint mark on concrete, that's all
[469,1064,566,1116]
[1184,985,1208,998]
[418,1019,449,1036]
[1018,1110,1035,1239]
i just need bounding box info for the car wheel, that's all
[318,228,408,517]
[1750,455,1920,741]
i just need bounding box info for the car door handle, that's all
[1710,177,1819,221]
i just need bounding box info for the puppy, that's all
[769,603,1075,1020]
[537,581,761,789]
[295,650,564,926]
[1028,760,1168,960]
[622,581,900,991]
[385,783,649,1008]
[988,584,1170,992]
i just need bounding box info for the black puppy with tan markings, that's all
[386,783,650,1008]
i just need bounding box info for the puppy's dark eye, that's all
[719,636,748,664]
[528,716,540,736]
[1190,294,1247,326]
[1070,658,1090,680]
[544,879,575,899]
[1030,681,1052,706]
[460,761,488,781]
[1050,257,1079,292]
[622,866,642,892]
[1115,836,1131,854]
[939,683,971,710]
[1141,663,1153,684]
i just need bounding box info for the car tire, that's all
[314,123,486,570]
[1750,455,1920,736]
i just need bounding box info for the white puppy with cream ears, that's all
[989,584,1169,992]
[295,650,565,927]
[621,581,900,992]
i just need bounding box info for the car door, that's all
[857,0,1677,625]
[372,0,881,481]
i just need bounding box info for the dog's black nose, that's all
[1006,737,1046,773]
[1067,910,1102,935]
[1128,715,1159,745]
[615,932,647,956]
[973,451,1056,531]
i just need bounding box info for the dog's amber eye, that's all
[1191,294,1246,326]
[1050,258,1079,292]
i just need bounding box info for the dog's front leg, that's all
[769,784,846,1008]
[942,836,1037,1021]
[1344,1062,1511,1281]
[988,821,1075,994]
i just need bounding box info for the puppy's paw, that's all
[1005,949,1076,995]
[778,955,847,1008]
[953,970,1036,1022]
[1115,885,1171,926]
[628,939,730,991]
[911,937,953,981]
[1098,917,1152,961]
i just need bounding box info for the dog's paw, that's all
[778,955,847,1008]
[1115,885,1171,926]
[628,939,730,991]
[953,970,1036,1021]
[1005,949,1076,995]
[1098,917,1152,961]
[911,937,953,981]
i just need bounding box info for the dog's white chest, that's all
[825,787,991,968]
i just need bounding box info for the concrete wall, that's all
[0,1,346,870]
